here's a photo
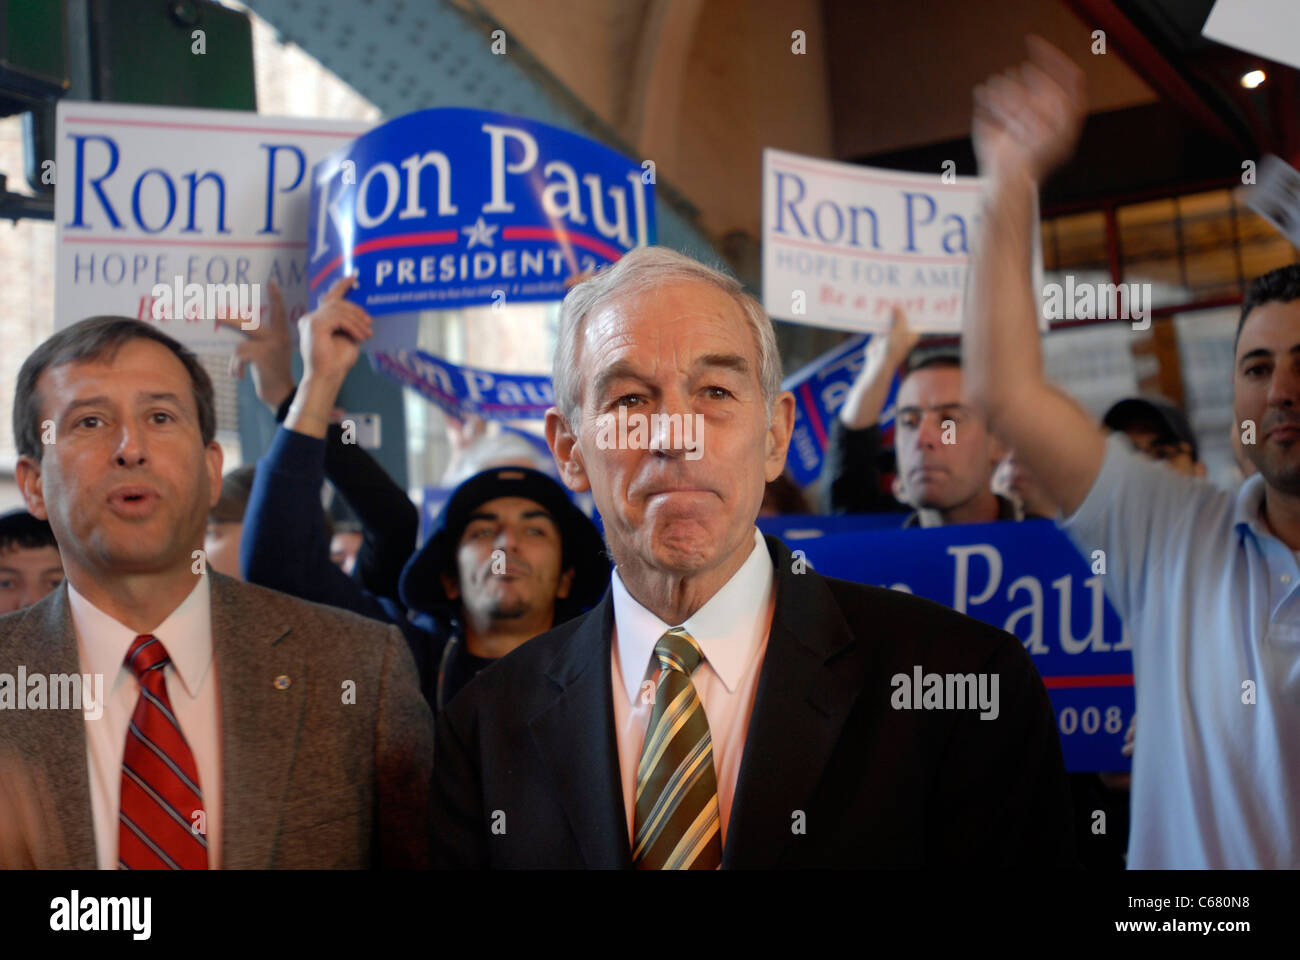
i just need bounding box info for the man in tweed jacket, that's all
[0,316,432,869]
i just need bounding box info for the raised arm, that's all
[819,310,917,513]
[840,307,919,430]
[229,278,416,603]
[963,36,1106,517]
[239,277,393,623]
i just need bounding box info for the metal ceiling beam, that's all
[1062,0,1248,154]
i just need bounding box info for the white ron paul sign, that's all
[762,148,1043,334]
[54,101,372,349]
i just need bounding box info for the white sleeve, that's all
[1057,432,1230,624]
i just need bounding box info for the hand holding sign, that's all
[841,307,918,431]
[882,306,922,364]
[286,274,373,440]
[221,281,295,412]
[972,35,1086,185]
[300,274,373,386]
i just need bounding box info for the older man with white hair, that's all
[430,246,1074,869]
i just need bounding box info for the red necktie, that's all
[117,634,208,869]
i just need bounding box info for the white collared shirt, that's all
[610,527,775,849]
[69,572,221,869]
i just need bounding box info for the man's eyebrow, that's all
[1239,345,1300,364]
[468,509,555,523]
[692,353,751,376]
[141,391,185,404]
[591,360,647,401]
[61,392,186,416]
[61,395,112,417]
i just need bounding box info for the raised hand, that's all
[882,306,922,364]
[299,274,373,387]
[223,281,295,411]
[445,410,487,453]
[285,274,373,439]
[972,35,1087,184]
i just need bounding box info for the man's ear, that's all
[987,432,1008,465]
[440,570,461,601]
[556,565,575,600]
[1194,461,1207,478]
[546,407,591,493]
[891,473,909,505]
[15,456,48,521]
[205,441,224,509]
[763,392,797,482]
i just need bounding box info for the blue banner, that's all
[782,334,900,488]
[372,348,554,421]
[308,107,655,315]
[757,512,906,539]
[772,518,1133,772]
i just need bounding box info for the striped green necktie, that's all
[632,627,723,870]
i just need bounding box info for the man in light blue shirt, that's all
[961,36,1300,867]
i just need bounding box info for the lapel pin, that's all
[273,675,291,690]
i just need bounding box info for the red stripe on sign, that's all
[63,116,361,137]
[800,382,828,449]
[501,226,625,262]
[770,160,985,192]
[1041,674,1134,689]
[307,230,460,291]
[309,254,346,292]
[63,236,305,249]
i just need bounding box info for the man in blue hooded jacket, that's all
[239,277,609,711]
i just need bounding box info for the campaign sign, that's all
[372,348,554,421]
[785,518,1134,772]
[782,333,899,488]
[308,107,655,319]
[55,101,372,348]
[757,512,907,539]
[763,149,1045,334]
[1245,154,1300,251]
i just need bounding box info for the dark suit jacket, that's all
[431,535,1074,868]
[0,571,433,869]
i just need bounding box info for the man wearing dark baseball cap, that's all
[397,466,609,709]
[1102,397,1205,478]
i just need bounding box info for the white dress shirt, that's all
[69,571,222,869]
[611,527,774,849]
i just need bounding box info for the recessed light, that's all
[1241,69,1266,89]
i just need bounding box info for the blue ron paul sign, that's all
[781,518,1135,773]
[307,107,656,313]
